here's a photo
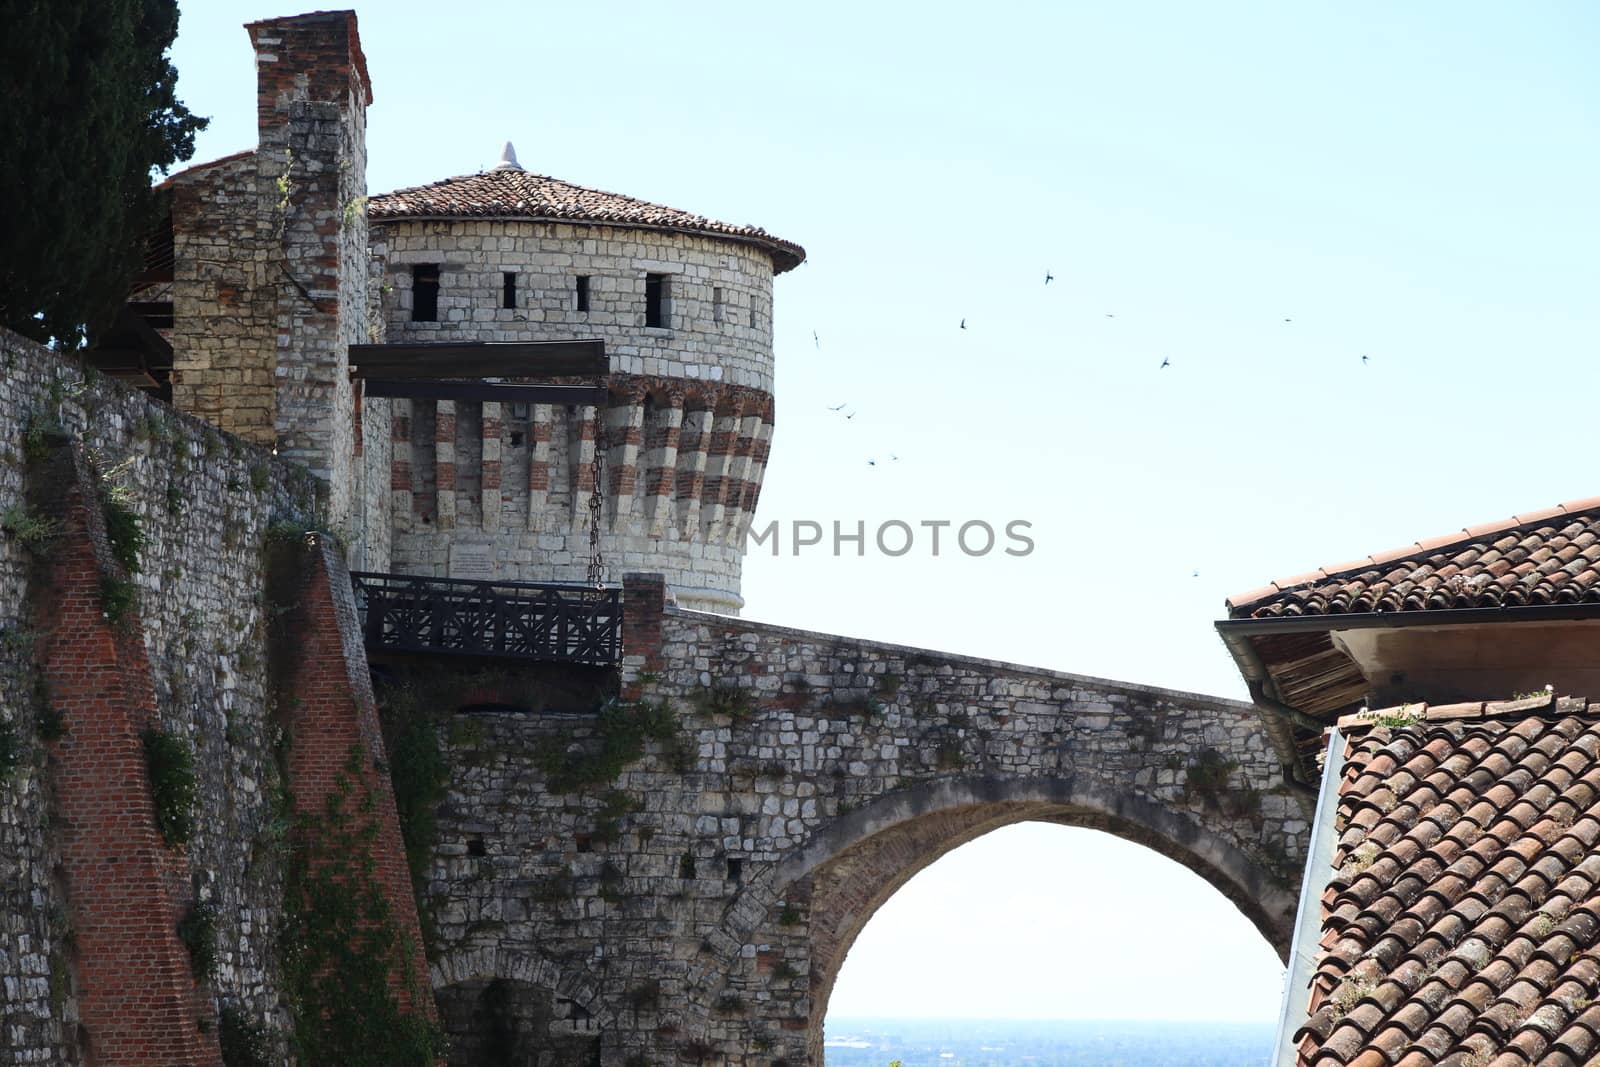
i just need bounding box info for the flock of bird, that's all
[807,270,1377,581]
[819,270,1373,386]
[815,269,1374,455]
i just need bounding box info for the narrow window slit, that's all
[411,264,440,322]
[645,273,668,328]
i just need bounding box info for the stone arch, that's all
[699,776,1297,1063]
[430,945,610,1066]
[429,944,613,1029]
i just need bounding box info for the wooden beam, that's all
[348,340,607,379]
[362,379,609,405]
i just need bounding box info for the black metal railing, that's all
[350,572,622,666]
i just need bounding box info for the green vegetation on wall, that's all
[536,696,684,793]
[140,727,198,847]
[218,1005,273,1067]
[280,746,443,1066]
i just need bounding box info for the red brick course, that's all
[621,572,667,693]
[278,535,438,1023]
[35,447,221,1066]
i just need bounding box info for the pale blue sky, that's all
[171,1,1600,1024]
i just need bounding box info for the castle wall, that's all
[418,577,1304,1065]
[0,327,419,1062]
[0,329,320,1062]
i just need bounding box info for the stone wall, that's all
[167,152,277,447]
[0,329,319,1063]
[375,220,778,392]
[419,575,1306,1065]
[0,327,420,1063]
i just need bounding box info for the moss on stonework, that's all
[536,696,681,794]
[1183,747,1262,821]
[691,682,756,721]
[218,1005,274,1067]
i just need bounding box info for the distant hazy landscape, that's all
[824,1018,1273,1066]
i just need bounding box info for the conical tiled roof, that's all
[369,165,805,273]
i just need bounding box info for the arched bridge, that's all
[408,575,1312,1066]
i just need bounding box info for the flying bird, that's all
[1160,357,1170,369]
[867,459,876,467]
[890,453,899,461]
[813,331,820,348]
[960,318,967,330]
[1105,313,1115,318]
[845,411,856,420]
[828,403,847,411]
[1283,318,1292,323]
[1361,354,1369,365]
[1044,271,1054,285]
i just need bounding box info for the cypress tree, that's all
[0,0,207,347]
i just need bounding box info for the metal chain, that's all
[586,399,606,588]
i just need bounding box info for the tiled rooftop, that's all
[1294,695,1600,1066]
[1228,498,1600,621]
[368,169,805,273]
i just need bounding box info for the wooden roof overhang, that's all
[1217,601,1600,780]
[349,339,610,405]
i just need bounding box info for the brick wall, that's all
[32,446,220,1066]
[275,535,435,1021]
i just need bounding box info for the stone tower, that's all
[367,147,803,613]
[123,10,390,567]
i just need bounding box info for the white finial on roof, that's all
[492,141,523,172]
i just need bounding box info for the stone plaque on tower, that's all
[450,542,494,583]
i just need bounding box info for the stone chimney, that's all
[246,10,373,530]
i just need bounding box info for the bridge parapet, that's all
[422,574,1309,1065]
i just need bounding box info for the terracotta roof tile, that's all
[368,168,805,273]
[1227,498,1600,619]
[1294,698,1600,1065]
